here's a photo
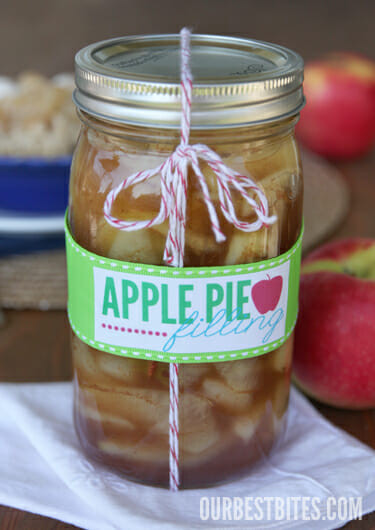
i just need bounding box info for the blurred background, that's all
[2,0,375,74]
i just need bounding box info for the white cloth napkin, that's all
[0,382,374,530]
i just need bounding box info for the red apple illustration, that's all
[251,275,283,314]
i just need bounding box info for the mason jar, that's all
[66,34,304,488]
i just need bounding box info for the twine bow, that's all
[103,28,276,490]
[104,29,276,267]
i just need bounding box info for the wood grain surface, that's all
[0,0,375,528]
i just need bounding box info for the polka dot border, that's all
[69,312,298,364]
[101,323,167,338]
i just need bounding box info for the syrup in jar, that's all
[68,34,304,488]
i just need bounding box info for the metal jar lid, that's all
[74,33,304,129]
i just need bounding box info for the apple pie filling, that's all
[68,115,303,487]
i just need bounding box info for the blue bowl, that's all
[0,232,65,257]
[0,155,72,213]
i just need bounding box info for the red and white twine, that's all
[104,28,276,491]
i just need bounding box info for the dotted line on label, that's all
[65,224,303,278]
[101,323,167,337]
[68,313,298,364]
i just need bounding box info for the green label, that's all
[66,217,303,363]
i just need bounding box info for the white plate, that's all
[0,210,65,235]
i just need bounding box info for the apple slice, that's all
[72,336,146,389]
[98,439,168,463]
[215,358,264,392]
[225,226,278,265]
[79,403,136,431]
[179,364,211,390]
[80,385,169,433]
[202,378,253,412]
[97,352,146,386]
[233,401,265,443]
[180,429,220,456]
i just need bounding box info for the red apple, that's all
[296,52,375,159]
[251,275,283,314]
[293,238,375,408]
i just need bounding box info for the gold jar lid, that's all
[74,33,304,129]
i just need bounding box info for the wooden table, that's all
[0,150,374,528]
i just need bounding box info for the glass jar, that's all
[68,34,304,488]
